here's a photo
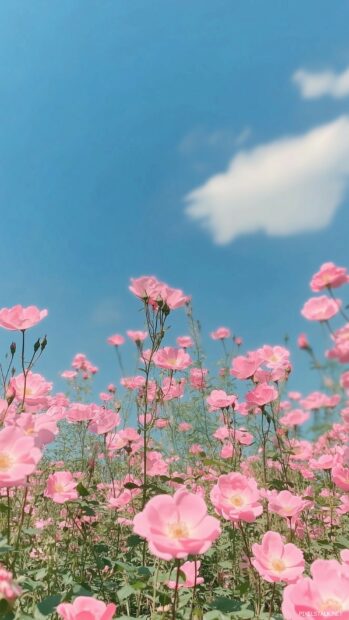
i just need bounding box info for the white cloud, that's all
[178,127,251,155]
[90,298,120,325]
[185,116,349,245]
[293,66,349,99]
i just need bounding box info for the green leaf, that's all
[137,566,152,578]
[0,599,14,619]
[204,612,226,620]
[127,534,143,547]
[93,543,109,554]
[0,541,13,554]
[234,611,255,619]
[210,598,241,613]
[37,594,62,615]
[72,583,92,596]
[130,580,146,591]
[335,536,349,548]
[117,585,135,601]
[77,482,89,497]
[34,568,47,581]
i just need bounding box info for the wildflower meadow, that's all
[1,262,349,620]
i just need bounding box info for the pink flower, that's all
[144,451,168,477]
[310,262,349,292]
[301,296,341,321]
[252,531,304,583]
[99,392,113,402]
[67,403,98,423]
[189,368,208,389]
[210,472,263,523]
[133,489,221,560]
[44,471,78,504]
[137,412,151,426]
[71,354,98,374]
[268,490,307,519]
[161,377,185,400]
[0,566,22,603]
[234,428,254,445]
[332,464,349,491]
[129,276,190,309]
[206,390,237,412]
[326,323,349,363]
[341,371,349,390]
[288,391,301,400]
[289,439,313,461]
[160,285,191,309]
[57,596,116,620]
[300,391,340,410]
[126,330,148,342]
[282,558,349,620]
[7,412,58,448]
[213,427,230,441]
[230,352,261,380]
[220,443,234,459]
[89,410,121,435]
[189,443,203,455]
[0,305,48,331]
[118,427,142,445]
[341,550,349,565]
[309,454,336,470]
[120,375,145,390]
[153,347,192,371]
[167,560,204,589]
[245,383,278,407]
[297,333,309,349]
[341,408,349,425]
[155,418,169,429]
[61,370,77,380]
[11,372,52,407]
[178,422,192,432]
[211,327,231,340]
[258,345,290,369]
[107,334,125,346]
[176,336,194,348]
[108,487,133,510]
[129,276,161,300]
[0,426,41,486]
[279,409,309,427]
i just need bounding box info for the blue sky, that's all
[0,0,349,395]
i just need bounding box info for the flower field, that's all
[1,263,349,619]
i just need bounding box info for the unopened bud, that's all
[6,384,16,405]
[87,458,95,473]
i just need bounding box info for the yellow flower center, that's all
[320,599,342,613]
[230,494,245,508]
[0,453,13,471]
[167,522,189,539]
[54,483,66,493]
[271,558,286,573]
